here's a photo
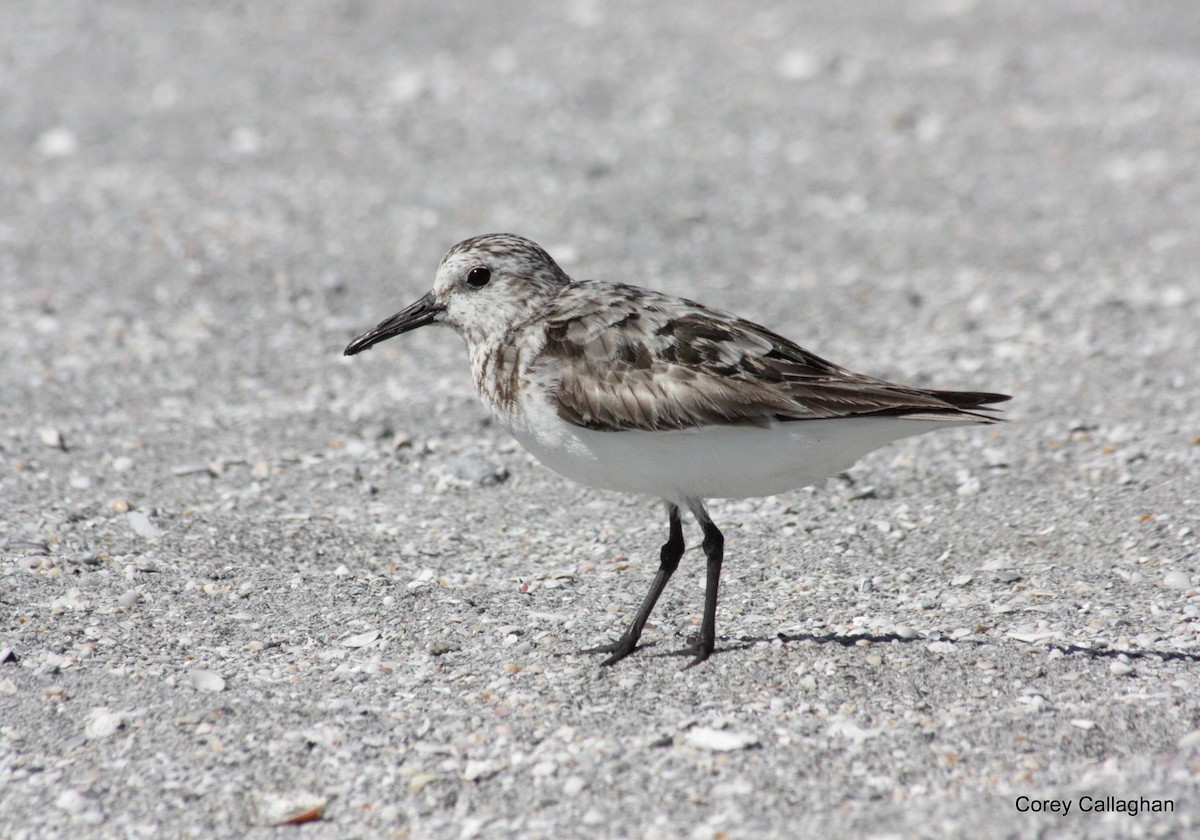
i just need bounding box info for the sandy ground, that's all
[2,1,1198,837]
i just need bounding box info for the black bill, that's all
[343,291,444,356]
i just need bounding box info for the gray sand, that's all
[2,2,1198,837]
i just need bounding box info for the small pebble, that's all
[55,789,90,814]
[186,669,226,692]
[956,473,981,496]
[1177,730,1200,751]
[254,792,327,826]
[85,708,126,739]
[1163,571,1192,590]
[36,125,82,158]
[431,454,509,488]
[407,773,439,795]
[531,760,557,777]
[776,49,821,81]
[126,511,162,540]
[172,462,216,477]
[684,727,760,752]
[982,446,1009,468]
[341,630,380,648]
[10,543,50,560]
[38,427,67,450]
[463,760,499,781]
[827,718,881,742]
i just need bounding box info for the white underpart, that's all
[502,373,968,505]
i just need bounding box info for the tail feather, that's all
[926,389,1011,410]
[905,388,1010,423]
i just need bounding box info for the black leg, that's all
[580,503,685,665]
[666,499,723,667]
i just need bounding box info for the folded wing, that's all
[537,287,1009,433]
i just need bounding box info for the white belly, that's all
[507,410,960,505]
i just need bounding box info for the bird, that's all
[344,233,1009,666]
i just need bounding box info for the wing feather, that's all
[536,282,1009,432]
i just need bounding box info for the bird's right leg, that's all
[579,503,685,665]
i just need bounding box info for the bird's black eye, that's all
[466,266,491,288]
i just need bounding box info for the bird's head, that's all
[344,233,570,355]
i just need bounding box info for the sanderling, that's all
[345,233,1009,666]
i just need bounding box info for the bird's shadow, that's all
[712,632,1200,664]
[1044,642,1200,665]
[566,632,1200,667]
[772,631,941,648]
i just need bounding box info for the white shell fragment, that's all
[186,669,226,692]
[683,727,760,752]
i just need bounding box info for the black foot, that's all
[661,636,715,669]
[576,636,643,666]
